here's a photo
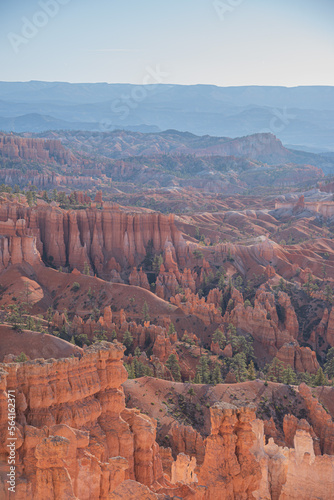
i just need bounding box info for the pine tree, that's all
[152,254,163,274]
[93,329,108,342]
[125,362,135,379]
[267,358,285,382]
[133,358,142,377]
[83,262,90,275]
[213,329,226,348]
[247,360,256,380]
[168,323,176,336]
[196,356,210,384]
[75,334,90,347]
[134,346,141,357]
[218,273,225,290]
[278,277,286,291]
[230,353,248,382]
[7,304,24,331]
[303,273,316,295]
[298,371,313,386]
[15,352,28,363]
[142,301,150,322]
[324,347,334,379]
[42,190,49,202]
[123,330,133,350]
[46,307,54,331]
[25,316,36,331]
[166,354,181,381]
[26,190,33,207]
[111,329,117,341]
[51,188,58,201]
[235,275,243,289]
[324,285,333,304]
[211,363,222,384]
[314,367,327,386]
[282,365,297,385]
[192,249,204,261]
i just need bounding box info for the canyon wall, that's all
[1,343,333,499]
[0,341,169,499]
[197,401,334,500]
[0,235,42,270]
[0,169,104,189]
[0,133,75,165]
[0,202,188,275]
[275,199,334,219]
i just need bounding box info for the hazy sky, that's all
[1,0,334,86]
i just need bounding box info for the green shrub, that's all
[15,352,28,363]
[71,282,80,292]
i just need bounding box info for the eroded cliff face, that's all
[0,133,75,164]
[198,402,334,500]
[0,170,104,189]
[0,202,188,275]
[0,342,169,499]
[251,418,334,500]
[198,403,262,498]
[275,199,334,219]
[0,234,42,271]
[1,344,333,500]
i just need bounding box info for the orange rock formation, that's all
[0,201,188,275]
[1,345,334,499]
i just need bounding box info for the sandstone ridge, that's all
[1,343,334,499]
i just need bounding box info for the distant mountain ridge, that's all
[0,82,333,151]
[1,81,334,109]
[0,130,325,193]
[0,113,160,134]
[0,130,329,194]
[34,129,333,172]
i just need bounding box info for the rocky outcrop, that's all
[152,331,174,364]
[108,480,159,499]
[276,342,320,374]
[171,453,197,485]
[224,287,299,356]
[0,342,169,499]
[170,289,222,326]
[155,266,197,300]
[168,422,205,466]
[1,346,334,499]
[0,133,76,164]
[0,169,104,189]
[129,267,150,290]
[223,286,323,372]
[298,383,334,455]
[155,267,179,299]
[252,417,334,500]
[275,198,334,219]
[196,399,334,499]
[0,202,189,276]
[198,402,262,498]
[283,414,321,455]
[313,307,334,350]
[0,235,42,271]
